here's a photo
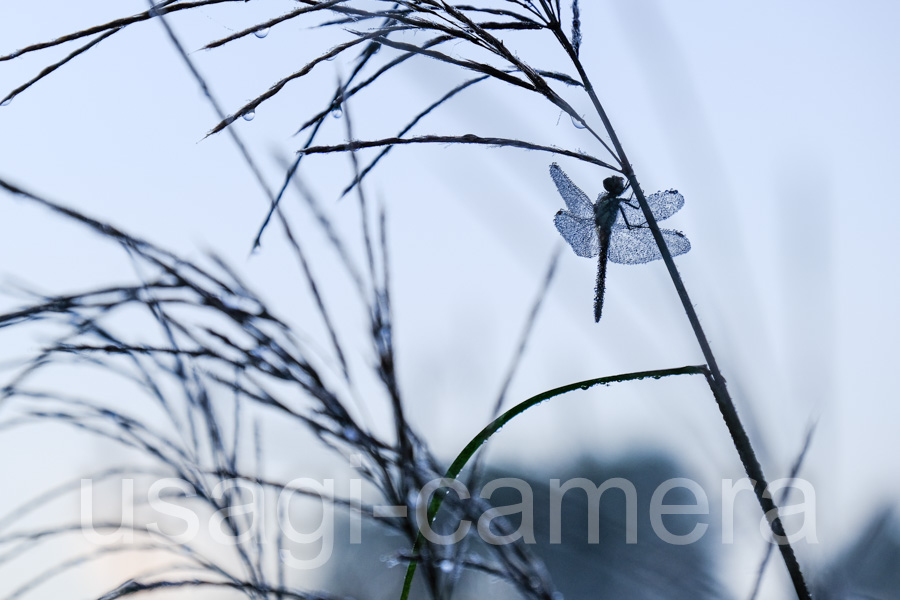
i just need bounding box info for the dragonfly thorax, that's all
[594,176,628,228]
[594,192,623,229]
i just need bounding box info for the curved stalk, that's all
[399,365,707,600]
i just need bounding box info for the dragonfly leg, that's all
[618,204,641,230]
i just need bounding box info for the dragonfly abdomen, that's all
[594,225,611,322]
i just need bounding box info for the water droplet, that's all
[570,114,586,129]
[325,54,336,62]
[381,555,400,568]
[254,27,269,39]
[580,383,590,390]
[243,110,255,121]
[331,107,343,119]
[0,98,11,107]
[342,426,359,442]
[439,559,454,573]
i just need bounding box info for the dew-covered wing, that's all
[617,189,684,226]
[607,225,691,265]
[549,163,594,219]
[554,210,599,258]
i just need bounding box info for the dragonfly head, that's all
[603,176,626,196]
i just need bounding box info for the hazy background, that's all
[1,1,898,598]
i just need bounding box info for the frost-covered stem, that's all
[547,17,812,600]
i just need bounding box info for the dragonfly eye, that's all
[603,176,626,195]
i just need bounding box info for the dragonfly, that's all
[550,163,691,321]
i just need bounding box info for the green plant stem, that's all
[399,365,707,600]
[549,18,812,600]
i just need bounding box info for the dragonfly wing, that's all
[617,189,685,226]
[607,225,691,265]
[554,210,599,258]
[549,163,594,219]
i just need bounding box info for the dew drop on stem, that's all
[341,425,359,442]
[439,559,454,574]
[0,98,11,107]
[243,110,255,121]
[331,107,343,119]
[570,114,586,129]
[254,27,269,39]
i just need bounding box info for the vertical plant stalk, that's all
[548,18,812,600]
